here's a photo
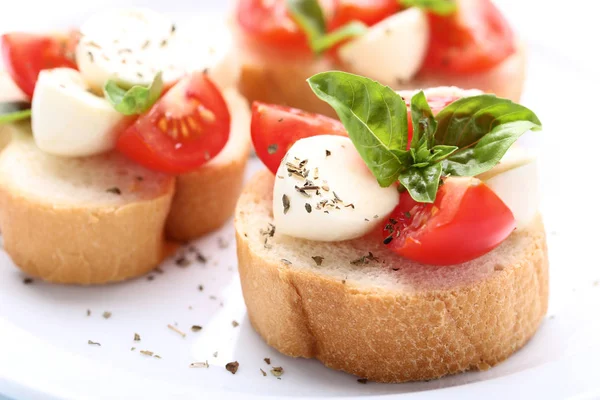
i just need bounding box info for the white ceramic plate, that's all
[1,2,600,399]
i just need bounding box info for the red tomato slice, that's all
[237,0,336,53]
[383,177,516,265]
[422,0,515,73]
[251,102,347,174]
[329,0,401,30]
[116,72,230,174]
[1,32,78,98]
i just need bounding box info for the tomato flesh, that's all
[383,177,516,265]
[116,72,230,174]
[422,0,515,73]
[1,32,78,98]
[329,0,400,30]
[251,102,347,174]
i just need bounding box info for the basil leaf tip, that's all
[103,72,163,116]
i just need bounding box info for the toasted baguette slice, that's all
[237,36,526,117]
[0,125,175,284]
[235,171,549,383]
[165,88,251,241]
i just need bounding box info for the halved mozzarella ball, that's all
[481,150,540,229]
[338,8,428,85]
[273,135,399,242]
[31,68,127,157]
[76,8,238,92]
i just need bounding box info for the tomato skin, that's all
[422,0,515,73]
[1,33,78,98]
[116,73,230,174]
[251,102,347,174]
[384,177,516,265]
[329,0,401,30]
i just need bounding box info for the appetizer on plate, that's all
[235,72,547,382]
[0,8,250,284]
[234,0,525,117]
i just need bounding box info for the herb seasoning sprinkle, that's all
[282,194,290,214]
[312,256,324,266]
[225,361,239,374]
[167,324,186,338]
[106,187,121,195]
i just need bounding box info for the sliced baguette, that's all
[0,125,175,284]
[165,88,251,241]
[237,36,526,117]
[235,171,549,383]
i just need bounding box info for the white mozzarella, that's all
[338,8,429,85]
[273,135,399,242]
[31,68,127,157]
[482,151,540,229]
[76,8,238,92]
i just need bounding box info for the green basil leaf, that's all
[400,0,457,15]
[103,72,163,116]
[443,120,539,176]
[410,91,437,149]
[0,101,32,125]
[398,163,442,203]
[435,94,542,148]
[286,0,326,51]
[308,71,409,187]
[429,145,458,163]
[313,21,368,53]
[435,95,541,176]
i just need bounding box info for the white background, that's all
[1,1,600,399]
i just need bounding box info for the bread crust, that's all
[165,89,251,241]
[235,171,549,383]
[236,36,526,117]
[0,180,175,285]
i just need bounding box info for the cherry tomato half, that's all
[251,102,347,174]
[116,72,230,174]
[1,32,78,98]
[422,0,515,73]
[383,177,516,265]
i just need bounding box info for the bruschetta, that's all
[235,72,548,382]
[0,8,250,284]
[234,0,525,117]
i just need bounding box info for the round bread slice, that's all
[236,36,526,118]
[235,170,549,383]
[165,88,251,241]
[0,125,175,284]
